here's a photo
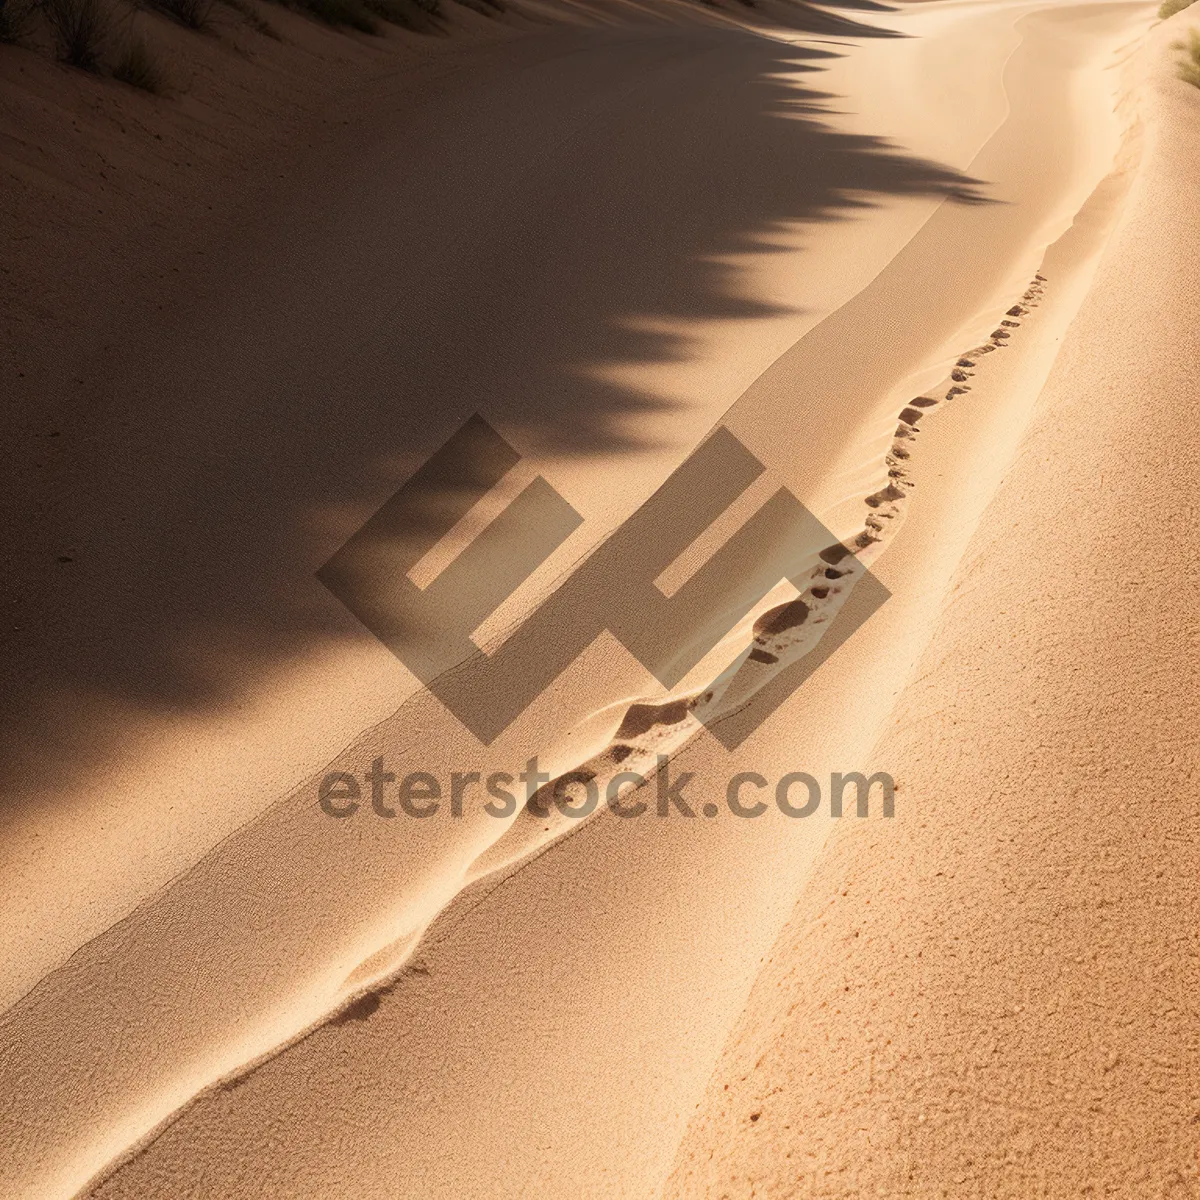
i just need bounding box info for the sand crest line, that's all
[74,270,1049,1199]
[453,276,1050,879]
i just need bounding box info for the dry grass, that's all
[218,0,280,37]
[147,0,213,29]
[43,0,112,67]
[283,0,376,31]
[273,0,440,33]
[363,0,439,27]
[1176,28,1200,86]
[0,0,36,41]
[113,26,166,89]
[35,0,173,80]
[7,0,445,98]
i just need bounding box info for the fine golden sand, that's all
[1,0,1196,1195]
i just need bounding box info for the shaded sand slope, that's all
[666,14,1200,1197]
[1,2,1166,1199]
[0,0,922,1007]
[0,9,995,1197]
[0,9,967,1011]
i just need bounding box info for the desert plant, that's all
[1159,0,1195,17]
[284,0,376,31]
[114,28,165,89]
[1177,28,1200,86]
[268,0,447,31]
[42,0,112,67]
[362,0,438,27]
[148,0,213,28]
[219,0,279,36]
[1,0,36,41]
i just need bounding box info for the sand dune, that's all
[666,16,1200,1195]
[1,0,1196,1195]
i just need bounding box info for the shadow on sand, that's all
[0,1,986,796]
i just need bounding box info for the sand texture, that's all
[1,0,1196,1195]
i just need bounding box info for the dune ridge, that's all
[665,9,1200,1195]
[77,12,1170,1198]
[454,272,1055,897]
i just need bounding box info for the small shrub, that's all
[362,0,408,25]
[1159,0,1195,17]
[1177,28,1200,86]
[43,0,112,68]
[287,0,377,32]
[219,0,280,37]
[363,0,438,27]
[269,0,447,30]
[148,0,213,29]
[114,29,165,90]
[1,0,36,42]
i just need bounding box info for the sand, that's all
[1,0,1196,1195]
[666,15,1200,1195]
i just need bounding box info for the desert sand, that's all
[1,0,1197,1195]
